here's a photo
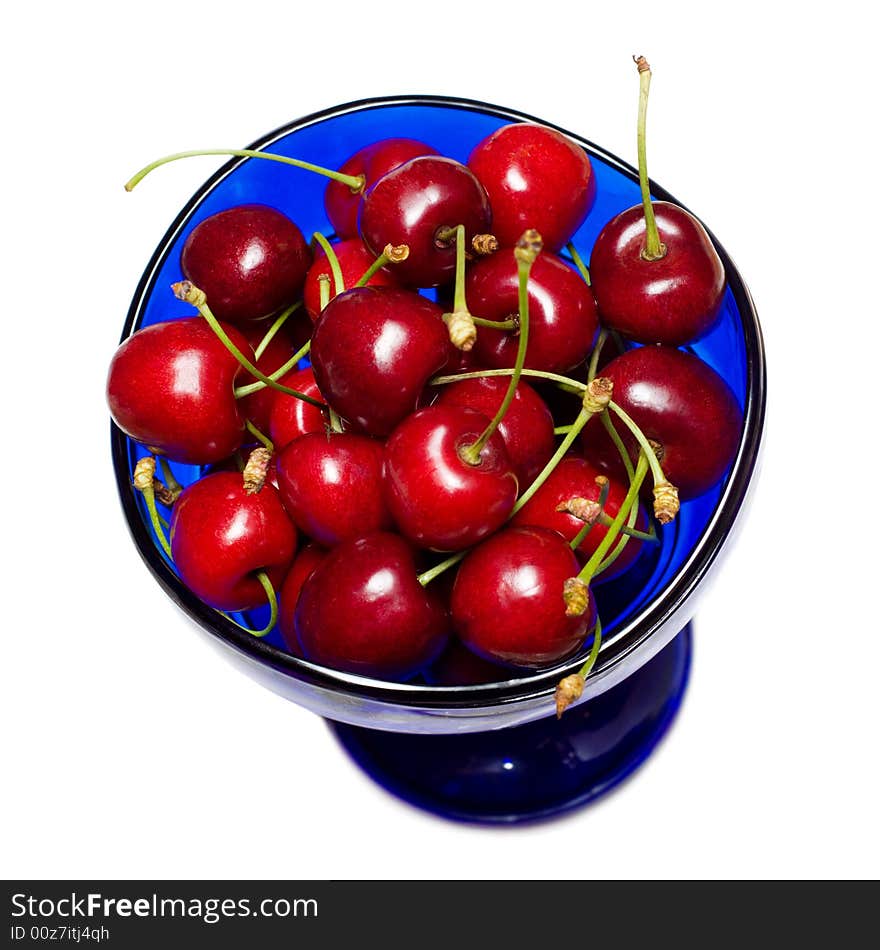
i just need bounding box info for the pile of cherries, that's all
[108,58,741,714]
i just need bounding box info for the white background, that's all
[2,0,878,880]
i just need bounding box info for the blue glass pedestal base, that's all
[330,626,692,824]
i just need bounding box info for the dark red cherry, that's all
[295,532,449,680]
[276,431,392,546]
[310,286,453,436]
[424,641,511,686]
[468,123,596,252]
[302,237,399,321]
[180,204,311,324]
[324,138,438,240]
[510,456,647,580]
[360,156,491,288]
[383,405,518,552]
[590,202,725,345]
[267,366,327,451]
[107,318,249,465]
[237,321,310,435]
[581,346,741,499]
[451,526,594,668]
[468,249,598,373]
[278,543,328,657]
[169,471,297,611]
[433,375,555,487]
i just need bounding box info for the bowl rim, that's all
[112,93,767,710]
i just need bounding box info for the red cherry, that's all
[309,286,453,436]
[237,320,310,435]
[180,205,311,324]
[582,346,741,499]
[433,375,555,487]
[169,471,297,611]
[276,431,392,546]
[468,249,599,373]
[590,202,725,345]
[302,237,399,321]
[278,543,328,657]
[510,456,648,580]
[360,156,491,288]
[324,138,438,240]
[468,123,596,252]
[267,366,327,451]
[295,532,449,680]
[424,641,511,686]
[383,405,518,552]
[451,526,594,668]
[107,318,249,465]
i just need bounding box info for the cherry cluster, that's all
[108,58,741,714]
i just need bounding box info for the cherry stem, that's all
[579,453,648,584]
[171,281,324,408]
[417,551,467,587]
[431,367,586,395]
[607,399,667,487]
[133,456,172,559]
[125,149,364,193]
[554,424,574,435]
[452,224,469,315]
[634,55,666,261]
[312,233,345,295]
[577,615,603,679]
[472,315,517,330]
[220,571,279,638]
[353,243,410,287]
[442,226,477,352]
[566,242,592,286]
[319,274,331,311]
[253,302,300,360]
[233,337,311,399]
[459,231,541,465]
[594,472,647,577]
[157,457,183,497]
[245,419,274,452]
[587,329,608,383]
[511,410,589,514]
[600,410,635,481]
[569,478,609,550]
[596,512,657,543]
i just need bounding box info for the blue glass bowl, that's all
[113,96,766,822]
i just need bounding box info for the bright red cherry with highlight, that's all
[582,346,741,499]
[451,526,595,669]
[383,405,518,552]
[278,543,328,657]
[107,318,249,465]
[309,286,453,436]
[180,204,311,324]
[267,366,327,451]
[468,249,598,373]
[295,532,449,680]
[324,138,438,240]
[169,471,297,612]
[468,123,596,252]
[276,431,392,547]
[302,238,399,321]
[360,156,491,288]
[433,375,555,487]
[589,201,726,345]
[510,456,648,580]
